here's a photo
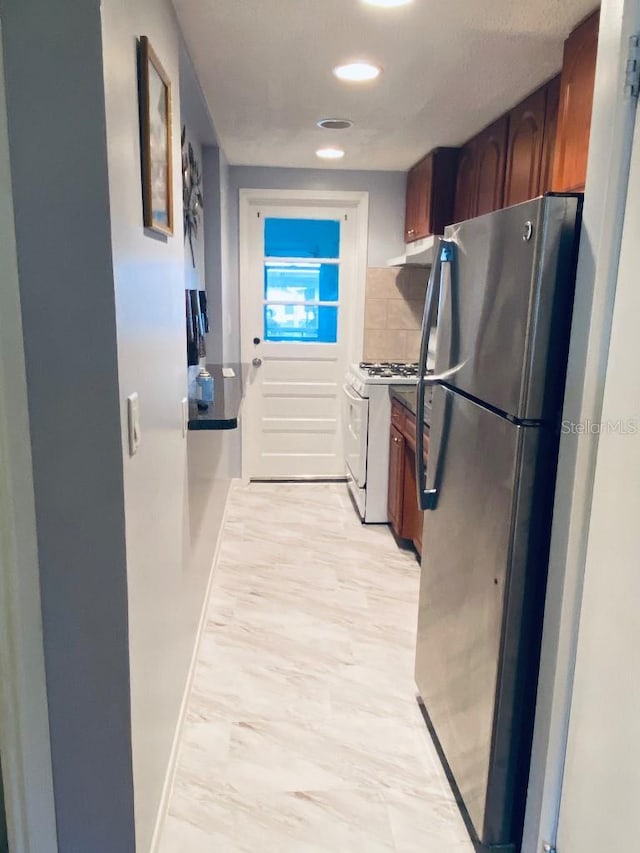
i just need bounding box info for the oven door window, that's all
[343,385,369,488]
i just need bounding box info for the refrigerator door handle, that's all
[416,239,453,511]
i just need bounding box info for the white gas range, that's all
[343,362,419,523]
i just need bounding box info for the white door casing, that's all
[554,65,640,853]
[239,190,368,480]
[0,21,58,853]
[521,3,640,851]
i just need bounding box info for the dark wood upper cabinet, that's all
[417,11,596,228]
[552,10,600,193]
[454,118,508,224]
[504,85,547,207]
[453,138,479,224]
[474,116,509,216]
[405,147,459,242]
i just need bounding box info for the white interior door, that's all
[240,192,367,479]
[554,95,640,853]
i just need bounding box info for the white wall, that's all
[222,165,406,361]
[100,2,237,850]
[101,4,239,849]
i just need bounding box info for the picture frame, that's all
[138,36,173,236]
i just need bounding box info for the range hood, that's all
[387,234,436,267]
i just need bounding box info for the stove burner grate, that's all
[359,361,419,378]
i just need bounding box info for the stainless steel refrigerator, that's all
[414,195,582,853]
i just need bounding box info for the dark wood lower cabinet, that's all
[388,399,428,555]
[402,444,423,550]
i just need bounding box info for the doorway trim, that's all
[0,21,58,853]
[238,188,369,482]
[522,2,640,851]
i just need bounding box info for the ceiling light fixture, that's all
[362,0,413,6]
[317,118,354,130]
[333,62,382,83]
[316,147,346,160]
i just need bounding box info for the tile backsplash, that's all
[363,267,430,363]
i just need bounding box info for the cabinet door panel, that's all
[475,116,508,216]
[453,139,478,224]
[540,75,561,194]
[405,164,420,242]
[388,425,405,536]
[504,86,547,207]
[402,442,421,543]
[417,155,434,238]
[406,149,460,239]
[552,10,600,192]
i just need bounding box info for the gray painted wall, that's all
[202,146,224,363]
[0,2,136,850]
[178,32,218,149]
[101,0,235,849]
[100,2,187,847]
[221,165,406,362]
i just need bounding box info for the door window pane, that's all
[264,218,340,258]
[264,263,339,303]
[264,304,338,343]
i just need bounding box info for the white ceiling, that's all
[173,0,598,171]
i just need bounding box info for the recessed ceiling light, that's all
[317,118,354,130]
[316,147,346,160]
[333,62,382,83]
[362,0,413,6]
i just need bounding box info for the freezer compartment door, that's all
[437,194,580,422]
[415,386,549,847]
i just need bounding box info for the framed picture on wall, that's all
[138,36,173,236]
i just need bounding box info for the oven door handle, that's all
[342,384,366,405]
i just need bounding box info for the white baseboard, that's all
[148,478,238,853]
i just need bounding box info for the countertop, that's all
[389,385,418,417]
[390,384,432,429]
[188,363,247,431]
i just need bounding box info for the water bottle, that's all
[195,368,214,410]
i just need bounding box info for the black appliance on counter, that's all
[185,289,208,366]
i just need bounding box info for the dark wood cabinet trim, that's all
[388,399,428,554]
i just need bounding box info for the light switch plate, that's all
[181,397,188,438]
[127,393,141,456]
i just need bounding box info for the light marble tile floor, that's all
[158,482,474,852]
